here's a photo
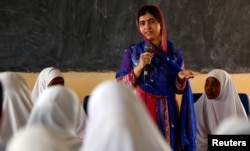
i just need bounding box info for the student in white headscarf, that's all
[0,72,33,144]
[31,67,64,103]
[6,125,71,151]
[31,67,86,139]
[80,80,172,151]
[27,86,83,151]
[194,69,248,151]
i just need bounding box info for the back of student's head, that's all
[0,72,33,143]
[6,125,71,151]
[80,80,172,151]
[27,85,83,151]
[28,85,79,130]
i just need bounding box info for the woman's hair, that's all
[136,5,161,24]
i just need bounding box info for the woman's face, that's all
[48,77,65,87]
[205,77,221,99]
[138,12,161,42]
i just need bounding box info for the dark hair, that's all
[137,5,161,24]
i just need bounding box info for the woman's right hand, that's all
[133,52,153,78]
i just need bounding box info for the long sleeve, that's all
[175,76,187,93]
[116,46,139,87]
[116,70,137,87]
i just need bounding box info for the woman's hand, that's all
[178,70,198,79]
[134,52,153,78]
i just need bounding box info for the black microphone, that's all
[144,43,152,76]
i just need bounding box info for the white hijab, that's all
[31,67,63,103]
[27,86,82,151]
[215,116,250,135]
[0,72,33,143]
[31,67,86,139]
[195,69,248,151]
[80,80,172,151]
[6,125,71,151]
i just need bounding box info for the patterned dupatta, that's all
[153,42,197,151]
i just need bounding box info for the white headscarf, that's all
[0,72,33,143]
[27,86,82,151]
[214,116,250,135]
[31,67,63,103]
[80,80,172,151]
[31,67,86,139]
[75,104,87,139]
[6,125,71,151]
[194,69,248,151]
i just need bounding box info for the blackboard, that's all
[0,0,250,73]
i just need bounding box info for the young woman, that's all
[195,69,248,151]
[116,5,197,151]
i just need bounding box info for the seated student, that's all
[31,67,86,139]
[194,69,248,151]
[31,67,64,103]
[6,125,71,151]
[0,72,33,144]
[80,80,172,151]
[27,86,83,151]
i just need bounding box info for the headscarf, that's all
[214,116,250,135]
[27,86,82,151]
[75,103,87,139]
[31,67,63,103]
[31,67,86,139]
[0,72,33,143]
[195,69,248,150]
[80,80,172,151]
[136,5,167,53]
[6,125,71,151]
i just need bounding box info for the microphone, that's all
[144,43,152,76]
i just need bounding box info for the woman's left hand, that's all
[178,70,198,79]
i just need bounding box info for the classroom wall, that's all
[18,72,250,103]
